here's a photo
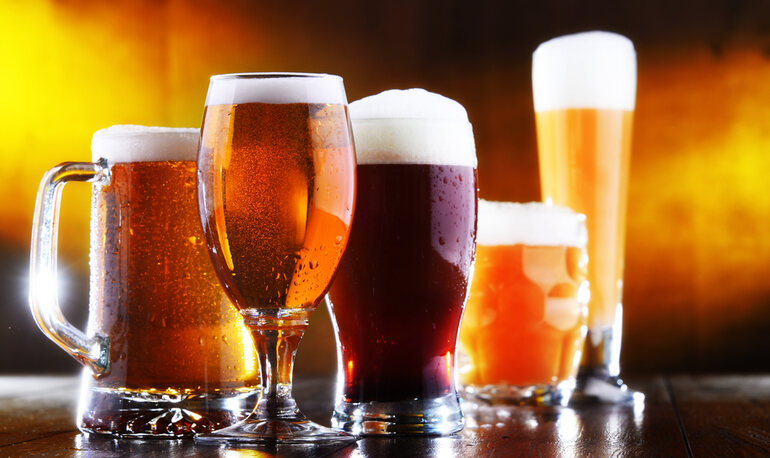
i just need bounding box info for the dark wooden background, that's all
[2,0,770,377]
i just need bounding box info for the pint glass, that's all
[458,201,588,406]
[327,88,478,435]
[29,126,259,437]
[533,31,641,402]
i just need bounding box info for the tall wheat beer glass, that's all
[29,126,259,437]
[196,73,356,444]
[533,31,642,403]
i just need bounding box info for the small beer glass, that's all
[458,200,588,406]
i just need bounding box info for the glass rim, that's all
[210,72,342,82]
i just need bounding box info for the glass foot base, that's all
[332,392,463,436]
[196,418,357,445]
[570,368,645,405]
[461,380,574,407]
[78,387,259,438]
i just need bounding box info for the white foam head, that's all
[532,31,636,111]
[477,200,586,247]
[205,73,347,106]
[91,125,199,163]
[349,88,477,167]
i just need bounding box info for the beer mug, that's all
[457,200,588,406]
[29,126,259,437]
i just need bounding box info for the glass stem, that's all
[243,308,311,421]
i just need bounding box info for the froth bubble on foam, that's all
[477,200,586,247]
[205,73,347,106]
[532,31,636,111]
[349,89,477,167]
[91,125,199,163]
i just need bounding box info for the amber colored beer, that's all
[536,108,632,329]
[459,243,586,387]
[89,160,259,392]
[198,102,355,312]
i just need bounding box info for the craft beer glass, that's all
[327,89,478,435]
[533,31,641,403]
[458,201,588,406]
[29,126,259,437]
[196,73,356,444]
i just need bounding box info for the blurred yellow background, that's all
[2,0,770,375]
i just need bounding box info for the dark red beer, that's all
[327,163,477,402]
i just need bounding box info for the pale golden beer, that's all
[536,109,632,331]
[533,31,637,384]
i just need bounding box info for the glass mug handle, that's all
[29,160,110,376]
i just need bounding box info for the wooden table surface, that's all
[0,374,768,457]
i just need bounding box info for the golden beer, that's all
[458,201,587,405]
[533,31,638,391]
[536,108,632,330]
[89,160,258,391]
[198,101,355,313]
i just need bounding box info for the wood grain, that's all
[2,375,768,456]
[669,375,770,457]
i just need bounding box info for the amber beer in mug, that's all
[458,201,588,406]
[533,31,641,402]
[195,73,356,445]
[327,89,478,435]
[29,126,259,437]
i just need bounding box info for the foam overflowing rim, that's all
[477,200,586,247]
[348,88,477,167]
[91,125,199,163]
[532,31,636,111]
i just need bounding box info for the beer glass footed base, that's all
[332,392,464,435]
[570,368,645,405]
[78,386,260,438]
[460,380,574,407]
[195,417,357,446]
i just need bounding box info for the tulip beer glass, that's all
[533,31,642,403]
[29,126,259,437]
[327,89,478,435]
[196,73,356,444]
[458,200,588,406]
